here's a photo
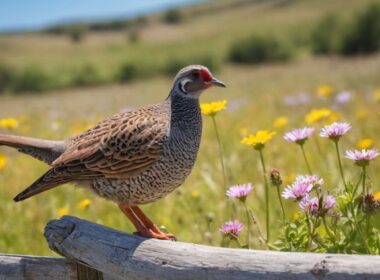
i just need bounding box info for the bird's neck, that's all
[168,91,202,131]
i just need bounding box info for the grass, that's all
[0,0,380,255]
[0,0,377,90]
[0,53,380,255]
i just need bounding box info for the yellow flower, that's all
[200,100,227,117]
[241,130,276,150]
[0,154,7,170]
[317,85,333,97]
[374,191,380,201]
[57,207,69,217]
[18,114,29,122]
[357,138,374,149]
[356,109,368,120]
[273,116,288,128]
[292,212,300,220]
[305,108,332,124]
[19,125,30,134]
[0,118,19,130]
[283,174,295,185]
[328,112,342,123]
[191,190,200,198]
[240,127,249,137]
[77,199,91,210]
[373,89,380,102]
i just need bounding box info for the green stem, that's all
[365,215,371,253]
[300,144,312,174]
[322,216,335,244]
[211,116,227,191]
[351,172,362,200]
[258,149,270,243]
[350,196,370,253]
[226,236,243,248]
[334,141,347,191]
[234,237,243,248]
[362,166,367,197]
[305,214,312,251]
[244,202,251,249]
[276,185,286,223]
[248,209,266,243]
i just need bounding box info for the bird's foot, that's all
[119,204,177,241]
[134,229,176,241]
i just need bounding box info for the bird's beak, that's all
[206,78,226,88]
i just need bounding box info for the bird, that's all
[0,65,225,240]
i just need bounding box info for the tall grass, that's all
[0,0,380,255]
[0,53,380,254]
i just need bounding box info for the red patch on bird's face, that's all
[200,67,213,82]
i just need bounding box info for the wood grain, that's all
[43,215,380,280]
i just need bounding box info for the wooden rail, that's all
[1,215,380,279]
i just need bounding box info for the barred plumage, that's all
[0,65,225,239]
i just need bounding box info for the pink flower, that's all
[284,127,315,145]
[226,183,253,201]
[282,175,323,200]
[345,149,379,166]
[320,122,351,140]
[299,195,319,215]
[335,91,352,104]
[220,220,244,238]
[323,195,336,210]
[298,175,324,186]
[300,195,336,216]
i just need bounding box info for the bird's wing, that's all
[51,109,169,179]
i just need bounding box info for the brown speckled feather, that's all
[53,107,169,180]
[13,105,170,201]
[11,65,224,204]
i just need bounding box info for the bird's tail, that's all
[0,134,65,164]
[13,168,70,202]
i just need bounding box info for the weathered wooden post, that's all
[41,215,380,280]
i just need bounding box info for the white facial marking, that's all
[179,78,192,94]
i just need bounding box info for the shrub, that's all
[127,29,140,44]
[0,64,15,93]
[66,24,87,43]
[117,63,140,82]
[311,14,343,54]
[134,16,148,28]
[340,3,380,55]
[163,54,220,75]
[72,64,103,87]
[229,34,294,64]
[117,62,155,83]
[11,66,54,93]
[162,9,183,24]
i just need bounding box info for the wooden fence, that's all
[1,215,380,279]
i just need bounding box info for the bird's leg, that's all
[131,206,176,240]
[118,203,175,240]
[118,204,150,236]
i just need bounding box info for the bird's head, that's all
[171,65,225,99]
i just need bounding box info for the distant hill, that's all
[0,0,378,95]
[42,0,254,34]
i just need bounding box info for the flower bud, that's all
[360,194,380,214]
[270,168,282,187]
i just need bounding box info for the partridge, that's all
[0,65,225,240]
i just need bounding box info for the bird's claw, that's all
[133,230,177,241]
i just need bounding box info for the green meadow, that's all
[0,0,380,255]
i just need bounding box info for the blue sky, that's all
[0,0,206,32]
